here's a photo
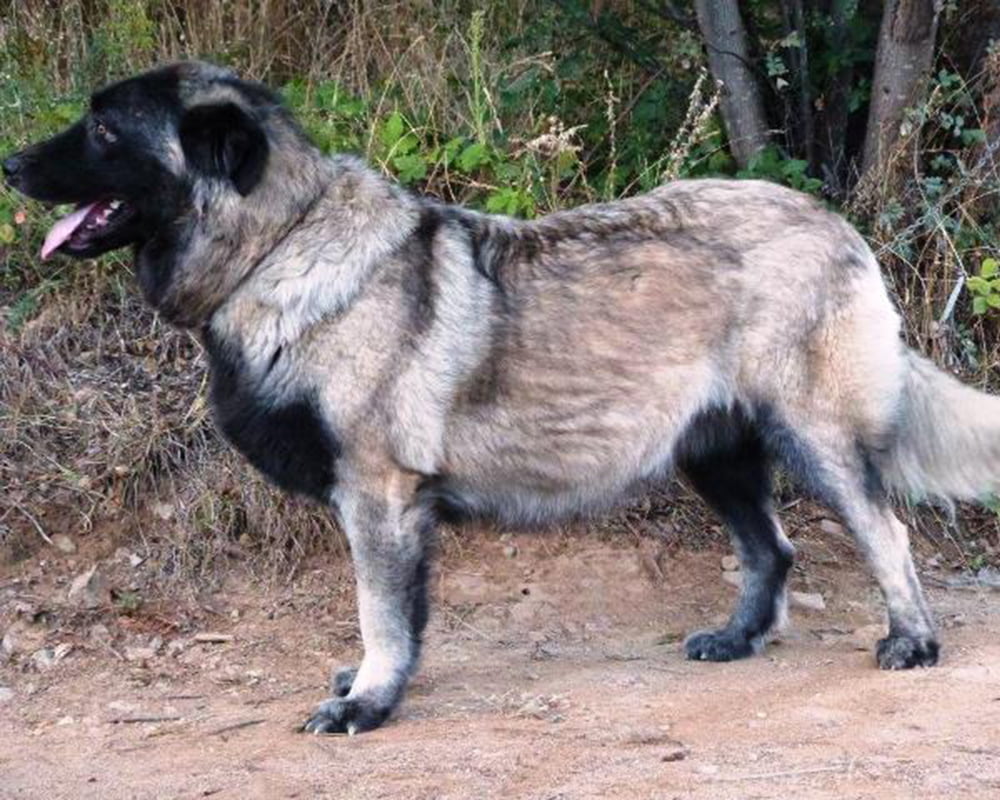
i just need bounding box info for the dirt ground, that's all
[2,520,1000,800]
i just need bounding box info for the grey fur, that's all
[11,62,1000,732]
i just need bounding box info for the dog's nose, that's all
[3,155,23,180]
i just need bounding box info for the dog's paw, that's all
[876,635,939,670]
[684,628,758,662]
[300,695,392,735]
[330,666,358,698]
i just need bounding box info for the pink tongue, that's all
[41,203,99,260]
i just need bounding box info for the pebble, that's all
[789,591,827,612]
[722,570,742,588]
[1,629,19,657]
[721,555,740,572]
[53,643,73,662]
[124,644,159,663]
[89,624,112,643]
[2,622,47,659]
[30,648,56,671]
[151,502,175,521]
[193,632,234,644]
[51,534,77,554]
[503,544,519,559]
[67,566,105,609]
[165,638,187,658]
[820,519,845,536]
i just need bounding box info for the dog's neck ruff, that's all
[230,158,419,331]
[208,157,420,367]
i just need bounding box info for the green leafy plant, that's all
[738,146,823,194]
[967,257,1000,315]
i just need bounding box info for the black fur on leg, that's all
[677,405,794,662]
[331,667,358,697]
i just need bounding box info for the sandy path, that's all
[2,534,999,799]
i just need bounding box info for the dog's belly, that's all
[441,358,724,524]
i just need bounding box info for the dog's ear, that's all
[179,103,269,196]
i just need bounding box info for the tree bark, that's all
[861,0,942,176]
[780,0,815,168]
[814,0,856,195]
[694,0,770,168]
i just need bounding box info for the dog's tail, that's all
[878,351,1000,503]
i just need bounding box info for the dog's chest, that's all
[202,331,340,503]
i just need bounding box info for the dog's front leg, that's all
[302,474,433,734]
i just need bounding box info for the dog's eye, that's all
[93,120,117,144]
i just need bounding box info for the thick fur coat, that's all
[6,62,1000,734]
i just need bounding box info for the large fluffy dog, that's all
[6,62,999,734]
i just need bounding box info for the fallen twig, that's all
[207,718,266,737]
[193,633,234,644]
[109,714,183,724]
[712,761,849,782]
[14,503,53,546]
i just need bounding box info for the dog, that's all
[6,61,1000,734]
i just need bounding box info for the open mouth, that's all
[41,199,135,260]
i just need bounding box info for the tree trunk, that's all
[780,0,815,168]
[814,0,856,195]
[694,0,770,168]
[861,0,942,176]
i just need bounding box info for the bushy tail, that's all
[880,352,1000,503]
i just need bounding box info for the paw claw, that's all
[876,635,939,669]
[685,628,758,662]
[300,695,392,735]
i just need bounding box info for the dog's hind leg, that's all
[778,423,939,669]
[302,471,434,734]
[681,418,795,661]
[846,502,938,668]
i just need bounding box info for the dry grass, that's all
[0,257,342,582]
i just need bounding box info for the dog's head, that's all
[3,61,319,327]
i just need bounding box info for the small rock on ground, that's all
[67,566,105,609]
[661,746,688,762]
[722,570,742,588]
[721,555,740,572]
[790,591,827,612]
[51,534,77,554]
